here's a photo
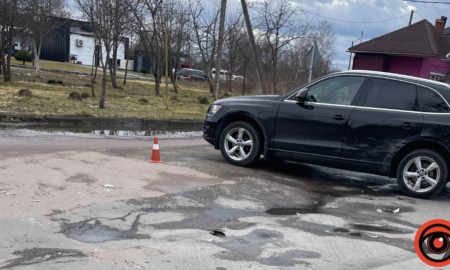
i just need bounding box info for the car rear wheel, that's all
[219,121,261,166]
[396,149,448,198]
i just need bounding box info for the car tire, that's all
[219,121,261,166]
[396,149,448,199]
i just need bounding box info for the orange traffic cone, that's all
[149,136,162,163]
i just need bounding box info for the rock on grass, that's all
[47,79,64,85]
[138,98,149,105]
[17,89,32,97]
[68,92,82,101]
[198,96,209,104]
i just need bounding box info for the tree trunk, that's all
[99,67,107,109]
[155,77,161,96]
[90,50,96,97]
[5,43,12,82]
[123,56,129,85]
[213,0,227,100]
[241,0,265,95]
[109,44,119,88]
[34,42,41,73]
[242,69,246,96]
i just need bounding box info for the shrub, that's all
[198,96,209,104]
[138,98,149,105]
[170,95,179,101]
[68,92,82,101]
[14,51,32,65]
[47,79,64,85]
[80,93,89,99]
[17,88,32,97]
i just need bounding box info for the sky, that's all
[67,0,449,70]
[282,0,450,70]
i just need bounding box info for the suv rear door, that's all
[342,77,423,174]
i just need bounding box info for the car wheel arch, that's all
[214,112,266,154]
[389,139,450,178]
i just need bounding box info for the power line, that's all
[303,10,410,24]
[403,0,450,4]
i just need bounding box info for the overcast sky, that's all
[283,0,449,70]
[67,0,449,70]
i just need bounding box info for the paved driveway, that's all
[0,129,449,269]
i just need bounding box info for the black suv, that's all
[203,70,450,198]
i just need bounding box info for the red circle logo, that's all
[414,219,450,267]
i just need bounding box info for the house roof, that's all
[349,19,450,58]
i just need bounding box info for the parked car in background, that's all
[211,68,231,81]
[204,70,450,198]
[232,75,244,81]
[177,68,208,81]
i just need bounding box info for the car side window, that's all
[419,87,449,113]
[362,78,418,111]
[305,76,365,105]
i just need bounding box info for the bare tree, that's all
[108,0,131,89]
[213,0,227,99]
[130,0,179,96]
[168,7,190,94]
[75,0,118,108]
[224,14,245,93]
[24,0,66,73]
[188,0,220,94]
[256,0,305,94]
[0,0,24,82]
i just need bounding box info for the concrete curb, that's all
[0,113,203,130]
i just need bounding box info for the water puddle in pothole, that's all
[59,217,150,243]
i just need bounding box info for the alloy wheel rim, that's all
[224,127,253,161]
[403,156,440,193]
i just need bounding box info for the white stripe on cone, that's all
[153,144,159,150]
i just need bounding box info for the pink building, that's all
[349,17,450,82]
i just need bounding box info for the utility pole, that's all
[214,0,227,100]
[408,10,414,25]
[348,31,363,70]
[241,0,266,95]
[308,43,316,82]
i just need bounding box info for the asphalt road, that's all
[0,129,449,269]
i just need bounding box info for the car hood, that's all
[214,95,281,105]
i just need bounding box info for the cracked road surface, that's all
[0,129,449,269]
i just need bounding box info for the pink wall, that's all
[388,56,422,77]
[353,53,450,80]
[353,54,385,71]
[420,57,450,79]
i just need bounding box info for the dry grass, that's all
[0,66,226,120]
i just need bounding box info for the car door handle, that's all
[401,122,413,130]
[332,114,344,121]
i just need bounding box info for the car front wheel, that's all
[396,149,448,198]
[219,121,261,166]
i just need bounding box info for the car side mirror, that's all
[295,88,308,104]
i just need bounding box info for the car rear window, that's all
[419,87,449,113]
[362,78,418,111]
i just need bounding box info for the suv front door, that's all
[274,76,366,157]
[342,78,423,174]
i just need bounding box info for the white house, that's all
[40,17,129,69]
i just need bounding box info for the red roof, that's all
[349,20,450,58]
